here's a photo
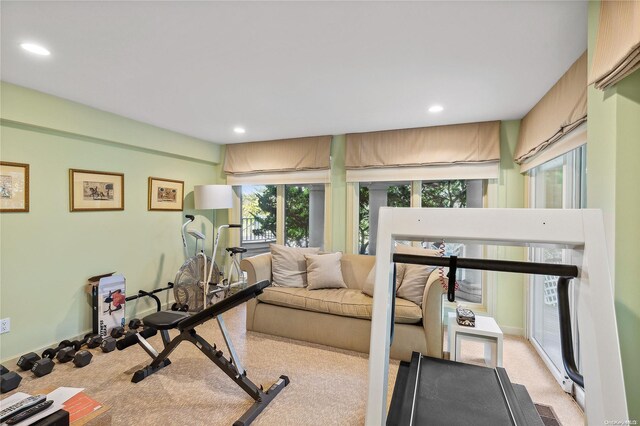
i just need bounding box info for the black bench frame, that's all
[119,280,289,426]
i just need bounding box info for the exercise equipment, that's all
[100,336,117,353]
[110,326,125,338]
[31,358,54,377]
[72,350,93,368]
[366,208,628,425]
[86,335,103,349]
[56,347,76,363]
[16,353,41,371]
[41,340,73,359]
[116,327,157,351]
[121,280,288,426]
[1,367,22,393]
[128,318,142,330]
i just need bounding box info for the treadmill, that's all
[386,254,582,426]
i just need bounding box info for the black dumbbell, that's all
[110,327,125,338]
[70,333,96,351]
[17,352,41,371]
[42,340,73,359]
[31,358,54,377]
[56,347,76,363]
[1,365,22,393]
[72,350,93,368]
[87,335,103,349]
[128,318,142,330]
[100,336,117,353]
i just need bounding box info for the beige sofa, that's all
[240,252,445,361]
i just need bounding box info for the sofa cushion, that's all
[256,287,422,324]
[270,244,320,287]
[306,252,347,290]
[396,245,439,306]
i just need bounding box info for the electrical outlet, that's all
[0,318,10,334]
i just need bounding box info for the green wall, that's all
[494,120,527,332]
[0,83,222,361]
[587,1,640,417]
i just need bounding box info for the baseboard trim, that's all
[1,303,169,366]
[500,325,524,336]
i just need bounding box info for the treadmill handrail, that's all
[178,280,270,331]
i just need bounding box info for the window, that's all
[241,185,277,256]
[358,182,411,255]
[355,179,485,303]
[239,183,327,255]
[528,145,585,393]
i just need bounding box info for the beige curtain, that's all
[514,51,587,165]
[591,1,640,90]
[224,135,331,175]
[345,121,500,169]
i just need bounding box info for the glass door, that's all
[528,147,585,394]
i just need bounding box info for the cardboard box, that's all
[87,273,126,337]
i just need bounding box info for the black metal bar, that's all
[447,256,458,302]
[557,277,584,388]
[390,263,397,345]
[125,283,174,312]
[393,254,579,278]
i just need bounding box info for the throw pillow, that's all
[270,244,321,287]
[395,245,439,306]
[362,263,405,297]
[305,252,347,290]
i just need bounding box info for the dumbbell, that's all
[17,352,41,371]
[71,333,102,350]
[56,347,93,368]
[1,365,22,393]
[110,327,125,338]
[116,327,158,351]
[128,318,142,331]
[31,358,54,377]
[42,340,74,359]
[100,336,117,353]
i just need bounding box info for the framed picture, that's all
[0,162,29,212]
[70,169,124,212]
[148,177,184,211]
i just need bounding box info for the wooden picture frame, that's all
[69,169,124,212]
[148,177,184,211]
[0,161,30,212]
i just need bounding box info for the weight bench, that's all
[118,280,289,426]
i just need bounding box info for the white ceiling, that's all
[1,1,587,145]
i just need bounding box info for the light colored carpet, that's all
[1,305,583,425]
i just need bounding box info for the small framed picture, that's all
[0,161,29,212]
[148,177,184,211]
[70,169,124,212]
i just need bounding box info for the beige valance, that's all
[224,135,331,175]
[345,121,500,170]
[590,1,640,90]
[514,51,587,165]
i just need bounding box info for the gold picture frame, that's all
[148,177,184,211]
[70,169,124,212]
[0,161,29,212]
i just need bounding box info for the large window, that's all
[239,184,325,255]
[356,179,484,304]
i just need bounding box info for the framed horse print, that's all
[148,177,184,211]
[69,169,124,212]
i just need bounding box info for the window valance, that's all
[590,1,640,90]
[345,121,500,171]
[224,135,332,176]
[514,51,587,165]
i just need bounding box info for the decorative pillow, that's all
[395,245,439,306]
[362,263,405,297]
[270,244,320,287]
[305,252,347,290]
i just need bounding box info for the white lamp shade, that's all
[194,185,233,210]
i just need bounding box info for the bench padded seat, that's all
[256,287,422,324]
[144,311,189,330]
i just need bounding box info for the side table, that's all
[447,312,503,368]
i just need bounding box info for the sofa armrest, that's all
[422,269,445,358]
[240,253,272,285]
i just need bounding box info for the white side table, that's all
[447,312,504,368]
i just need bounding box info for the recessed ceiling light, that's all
[20,43,51,56]
[233,127,246,134]
[428,105,444,113]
